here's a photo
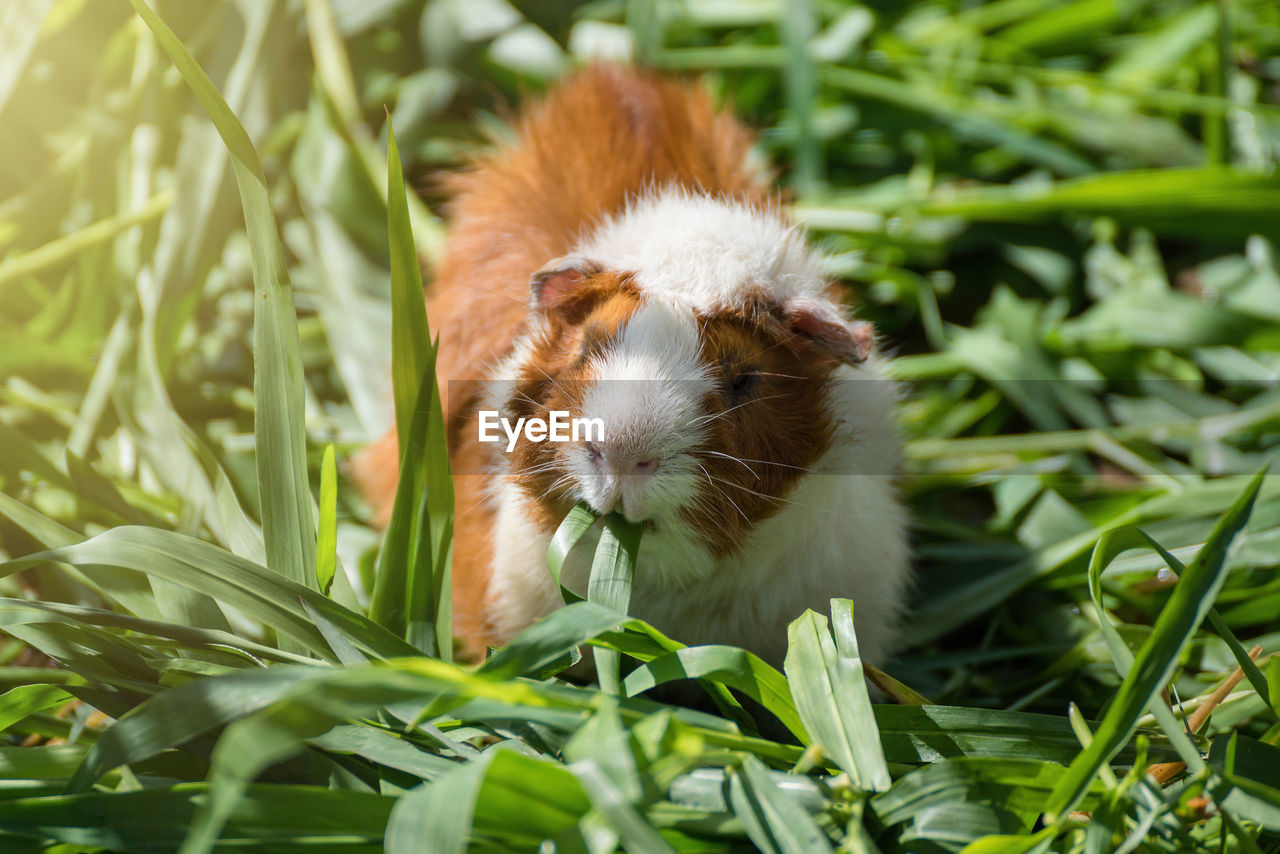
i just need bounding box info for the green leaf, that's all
[623,645,807,742]
[310,724,455,781]
[785,602,889,791]
[1133,529,1274,716]
[904,167,1280,240]
[958,829,1055,854]
[0,193,172,290]
[548,504,599,591]
[300,0,444,256]
[0,744,90,781]
[0,685,73,735]
[2,527,419,662]
[727,754,834,854]
[1084,529,1205,769]
[0,493,82,550]
[588,514,643,695]
[903,801,1027,849]
[64,667,319,794]
[300,599,369,666]
[179,661,595,852]
[873,705,1180,766]
[0,784,393,850]
[127,0,316,604]
[368,119,453,657]
[480,600,628,680]
[1269,657,1280,720]
[874,758,1092,826]
[565,695,642,803]
[0,597,308,669]
[384,119,434,463]
[384,750,495,854]
[1045,468,1267,819]
[470,748,593,842]
[316,444,338,595]
[1209,733,1280,829]
[572,759,676,854]
[369,362,437,647]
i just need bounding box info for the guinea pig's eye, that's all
[726,369,761,402]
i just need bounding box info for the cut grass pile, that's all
[0,0,1279,851]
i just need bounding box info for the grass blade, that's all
[0,192,171,290]
[587,514,643,695]
[572,759,676,854]
[479,600,628,680]
[65,667,317,794]
[316,444,338,596]
[727,754,835,854]
[1134,529,1274,717]
[548,503,599,593]
[0,685,73,734]
[1045,468,1268,820]
[384,750,496,854]
[785,601,890,791]
[2,527,419,661]
[127,0,316,600]
[1085,529,1205,770]
[0,493,82,550]
[622,645,807,741]
[384,118,434,461]
[368,119,453,658]
[0,785,393,850]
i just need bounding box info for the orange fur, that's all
[351,65,768,658]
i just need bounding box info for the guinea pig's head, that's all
[499,254,873,558]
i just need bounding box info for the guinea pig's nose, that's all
[631,457,659,475]
[586,442,660,476]
[612,454,661,476]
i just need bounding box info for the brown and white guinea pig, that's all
[353,65,910,671]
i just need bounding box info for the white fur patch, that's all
[566,301,712,522]
[575,188,826,311]
[486,480,582,641]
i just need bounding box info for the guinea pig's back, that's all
[429,65,768,399]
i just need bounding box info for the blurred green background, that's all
[1,1,1280,850]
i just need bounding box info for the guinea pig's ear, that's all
[530,256,604,310]
[781,297,874,364]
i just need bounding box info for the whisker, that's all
[691,394,786,426]
[511,392,554,413]
[752,370,806,381]
[531,364,576,401]
[720,331,814,372]
[539,474,576,502]
[704,450,759,480]
[706,453,813,474]
[699,472,893,521]
[694,461,749,523]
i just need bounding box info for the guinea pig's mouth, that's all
[565,445,702,531]
[582,496,666,532]
[590,502,662,531]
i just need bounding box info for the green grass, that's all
[0,0,1279,851]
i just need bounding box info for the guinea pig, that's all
[353,65,910,672]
